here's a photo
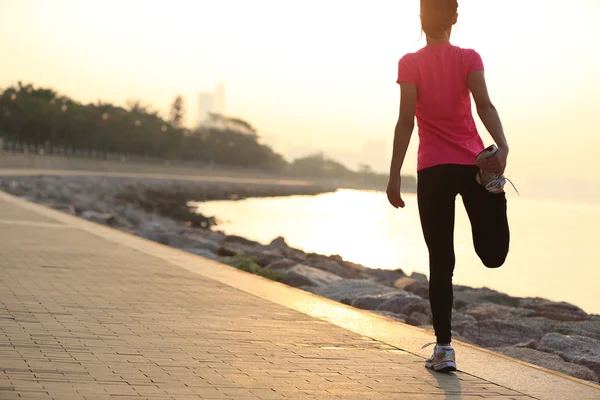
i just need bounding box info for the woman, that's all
[386,0,511,372]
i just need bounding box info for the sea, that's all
[194,189,600,315]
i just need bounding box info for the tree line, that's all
[0,82,415,188]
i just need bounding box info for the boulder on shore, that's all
[280,264,343,288]
[492,346,598,383]
[461,302,535,321]
[539,333,600,378]
[519,298,589,322]
[461,318,546,348]
[304,280,401,305]
[453,287,522,309]
[377,293,430,316]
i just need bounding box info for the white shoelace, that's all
[421,342,437,350]
[486,174,520,195]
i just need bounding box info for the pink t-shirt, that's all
[397,43,485,171]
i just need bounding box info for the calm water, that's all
[194,190,600,315]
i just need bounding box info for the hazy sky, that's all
[1,0,600,199]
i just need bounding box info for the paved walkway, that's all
[0,190,598,399]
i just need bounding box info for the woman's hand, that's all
[478,146,509,175]
[386,175,405,209]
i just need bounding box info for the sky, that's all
[1,0,600,201]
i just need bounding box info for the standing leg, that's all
[460,165,510,268]
[417,165,460,344]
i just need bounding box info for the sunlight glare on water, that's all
[194,190,600,314]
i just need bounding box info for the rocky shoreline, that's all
[1,175,599,384]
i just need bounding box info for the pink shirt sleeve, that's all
[397,54,417,86]
[467,50,484,74]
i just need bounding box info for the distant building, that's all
[197,82,226,127]
[213,82,226,115]
[197,93,214,126]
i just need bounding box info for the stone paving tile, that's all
[0,206,535,399]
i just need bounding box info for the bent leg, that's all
[460,166,510,268]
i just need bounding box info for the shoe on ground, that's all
[423,342,457,373]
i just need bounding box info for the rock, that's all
[217,256,241,268]
[370,310,408,323]
[222,235,262,247]
[539,333,600,378]
[72,197,98,214]
[268,236,288,249]
[461,318,545,348]
[402,299,432,317]
[80,210,114,225]
[138,231,170,245]
[305,253,363,279]
[452,332,474,345]
[554,320,600,340]
[363,268,406,286]
[410,272,428,283]
[503,316,600,342]
[394,277,429,298]
[408,284,429,299]
[246,249,282,267]
[451,311,477,336]
[461,303,535,321]
[452,310,476,325]
[185,236,220,253]
[138,219,178,233]
[217,239,283,267]
[184,248,218,260]
[182,228,227,244]
[117,206,142,226]
[305,280,400,304]
[394,277,418,290]
[328,254,344,263]
[377,293,429,316]
[265,258,298,270]
[141,232,205,249]
[138,220,163,232]
[513,339,540,350]
[93,201,113,215]
[520,319,600,341]
[340,260,370,276]
[519,298,589,322]
[492,347,598,383]
[592,315,600,322]
[106,215,134,230]
[47,203,76,215]
[280,264,343,288]
[407,311,431,326]
[350,292,400,311]
[453,287,521,309]
[265,238,308,261]
[216,242,246,257]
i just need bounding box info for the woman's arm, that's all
[468,70,509,173]
[387,83,417,208]
[389,83,417,178]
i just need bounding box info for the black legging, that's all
[417,164,510,344]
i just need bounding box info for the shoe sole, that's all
[425,361,457,373]
[435,364,457,373]
[476,144,498,162]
